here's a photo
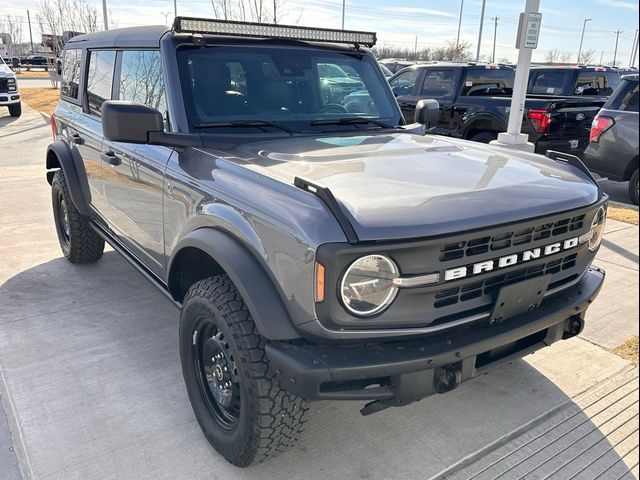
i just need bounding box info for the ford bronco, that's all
[46,18,607,467]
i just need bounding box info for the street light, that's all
[577,18,592,64]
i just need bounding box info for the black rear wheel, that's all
[180,275,308,467]
[629,169,639,206]
[51,170,104,263]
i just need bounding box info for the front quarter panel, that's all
[163,146,347,330]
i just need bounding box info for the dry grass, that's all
[19,87,60,115]
[614,336,639,364]
[608,206,639,225]
[16,70,52,79]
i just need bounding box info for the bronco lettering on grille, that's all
[444,236,581,281]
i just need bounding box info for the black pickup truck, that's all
[527,65,620,98]
[389,63,605,155]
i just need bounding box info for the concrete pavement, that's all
[0,105,638,479]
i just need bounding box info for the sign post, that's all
[491,0,541,152]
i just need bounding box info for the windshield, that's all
[177,45,401,133]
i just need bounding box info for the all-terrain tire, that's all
[629,169,639,206]
[8,103,21,117]
[51,170,104,263]
[180,275,308,467]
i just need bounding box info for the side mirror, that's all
[102,101,164,144]
[414,99,440,130]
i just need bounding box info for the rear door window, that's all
[575,71,620,96]
[421,70,455,98]
[461,69,513,96]
[605,80,639,112]
[61,49,82,100]
[118,50,167,114]
[86,50,116,115]
[530,71,570,95]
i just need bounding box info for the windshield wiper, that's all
[310,117,397,129]
[194,120,295,134]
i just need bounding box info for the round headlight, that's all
[340,255,399,316]
[588,206,607,251]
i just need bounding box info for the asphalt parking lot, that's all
[0,105,638,480]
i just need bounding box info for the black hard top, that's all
[67,25,169,48]
[530,65,614,70]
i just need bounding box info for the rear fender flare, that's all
[462,113,506,138]
[46,140,91,216]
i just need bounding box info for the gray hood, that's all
[0,63,16,78]
[209,132,599,241]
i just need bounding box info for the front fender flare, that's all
[46,140,91,216]
[169,228,301,341]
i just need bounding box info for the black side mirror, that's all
[102,101,164,144]
[414,99,440,130]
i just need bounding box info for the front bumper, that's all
[267,267,604,410]
[0,92,20,106]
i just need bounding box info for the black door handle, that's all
[71,133,84,145]
[101,151,121,166]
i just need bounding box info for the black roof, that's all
[67,25,168,48]
[529,65,615,71]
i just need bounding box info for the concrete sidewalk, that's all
[1,105,638,480]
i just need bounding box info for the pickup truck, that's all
[527,65,620,98]
[389,63,605,155]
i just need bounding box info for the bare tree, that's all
[432,40,473,62]
[37,0,99,55]
[545,48,560,64]
[578,48,596,65]
[0,15,24,57]
[560,51,572,63]
[210,0,288,23]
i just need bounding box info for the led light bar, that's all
[173,16,376,47]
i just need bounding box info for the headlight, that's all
[588,206,607,251]
[340,254,399,316]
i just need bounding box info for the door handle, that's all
[101,151,121,166]
[71,133,84,145]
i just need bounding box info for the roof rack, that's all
[172,16,377,47]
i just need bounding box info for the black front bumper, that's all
[267,267,604,409]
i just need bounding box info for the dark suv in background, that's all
[583,74,639,204]
[527,66,620,98]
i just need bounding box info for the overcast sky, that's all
[1,0,638,65]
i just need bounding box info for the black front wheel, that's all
[8,103,21,117]
[629,169,639,206]
[179,275,308,467]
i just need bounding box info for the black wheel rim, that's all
[57,193,70,246]
[193,316,242,430]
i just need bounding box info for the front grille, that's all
[440,214,585,261]
[434,253,578,309]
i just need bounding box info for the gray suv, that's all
[46,18,607,467]
[583,74,639,205]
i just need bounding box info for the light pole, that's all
[341,0,346,29]
[102,0,109,30]
[456,0,464,49]
[161,11,171,24]
[612,30,622,67]
[631,29,639,67]
[577,18,592,64]
[475,0,486,62]
[174,0,177,18]
[492,16,500,63]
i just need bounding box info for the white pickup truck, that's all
[0,56,21,117]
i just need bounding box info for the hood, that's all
[0,64,15,78]
[207,132,600,241]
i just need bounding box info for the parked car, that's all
[0,56,21,117]
[379,58,416,73]
[318,62,365,104]
[527,66,620,98]
[46,19,607,467]
[389,63,605,154]
[379,62,393,78]
[583,74,639,204]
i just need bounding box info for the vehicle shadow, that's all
[0,113,21,127]
[0,252,636,480]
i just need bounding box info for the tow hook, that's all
[434,364,462,394]
[563,314,585,339]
